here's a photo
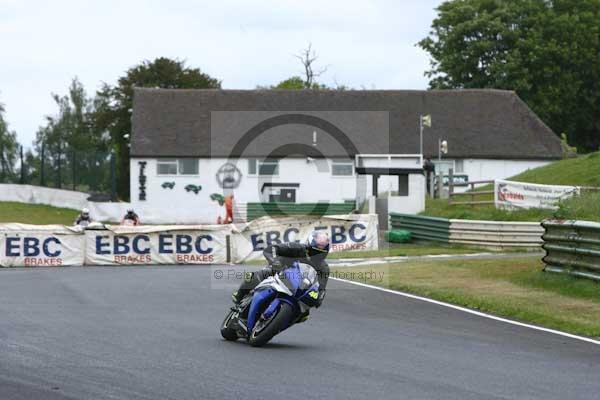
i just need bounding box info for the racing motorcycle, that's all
[220,261,321,347]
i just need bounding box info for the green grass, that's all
[332,257,600,338]
[512,152,600,187]
[0,201,79,225]
[423,152,600,222]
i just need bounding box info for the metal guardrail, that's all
[389,214,543,248]
[450,220,543,248]
[389,213,450,242]
[246,202,356,221]
[541,219,600,281]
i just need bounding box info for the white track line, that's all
[331,277,600,346]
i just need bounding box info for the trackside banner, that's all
[84,225,231,265]
[0,223,85,267]
[230,214,379,263]
[495,179,579,210]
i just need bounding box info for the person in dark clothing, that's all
[74,208,93,226]
[423,158,435,194]
[232,231,331,312]
[121,209,141,226]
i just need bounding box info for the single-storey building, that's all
[130,88,562,224]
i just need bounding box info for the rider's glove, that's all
[271,259,284,273]
[315,289,326,308]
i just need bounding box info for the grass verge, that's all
[421,152,600,222]
[423,189,600,222]
[0,201,79,225]
[332,256,600,338]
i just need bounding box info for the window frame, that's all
[248,159,280,176]
[156,158,200,176]
[331,160,354,177]
[156,159,178,176]
[177,159,199,175]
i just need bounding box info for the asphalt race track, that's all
[1,265,599,400]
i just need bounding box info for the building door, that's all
[279,189,296,203]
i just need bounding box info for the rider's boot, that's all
[232,271,260,304]
[231,289,249,304]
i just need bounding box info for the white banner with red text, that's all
[0,223,85,267]
[230,214,379,263]
[495,179,579,210]
[84,225,231,265]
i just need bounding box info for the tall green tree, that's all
[95,57,221,199]
[262,76,329,90]
[0,101,19,182]
[35,78,109,190]
[418,0,600,152]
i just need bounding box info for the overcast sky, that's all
[0,0,443,148]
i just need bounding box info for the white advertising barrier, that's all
[84,224,231,265]
[0,184,89,210]
[495,179,579,210]
[0,223,85,267]
[231,214,379,263]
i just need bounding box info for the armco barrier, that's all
[246,202,356,221]
[389,214,450,242]
[449,220,543,248]
[389,214,543,248]
[541,219,600,281]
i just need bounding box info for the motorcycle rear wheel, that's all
[220,309,239,341]
[248,303,294,347]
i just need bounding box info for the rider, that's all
[232,230,331,312]
[74,208,93,226]
[121,209,141,226]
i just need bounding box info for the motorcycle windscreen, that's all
[278,263,319,298]
[297,263,318,290]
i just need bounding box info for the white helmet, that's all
[82,208,90,215]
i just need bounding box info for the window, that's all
[259,160,278,175]
[157,159,199,175]
[157,159,177,175]
[455,159,464,173]
[178,159,199,175]
[332,160,353,176]
[248,159,279,176]
[248,159,257,175]
[432,160,454,175]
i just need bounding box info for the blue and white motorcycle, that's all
[220,261,320,347]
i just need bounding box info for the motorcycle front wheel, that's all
[248,302,294,347]
[220,309,239,341]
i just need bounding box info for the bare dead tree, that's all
[294,43,328,88]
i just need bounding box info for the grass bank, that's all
[422,152,600,222]
[423,189,600,222]
[0,201,79,225]
[332,257,600,338]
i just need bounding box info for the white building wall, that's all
[130,156,427,222]
[130,157,359,223]
[460,159,552,182]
